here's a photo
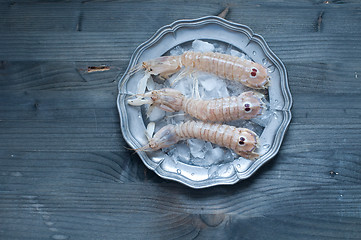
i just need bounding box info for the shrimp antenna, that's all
[170,68,189,86]
[119,92,143,103]
[133,144,153,153]
[164,113,185,119]
[123,145,152,156]
[127,63,143,77]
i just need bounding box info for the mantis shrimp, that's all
[128,88,266,122]
[137,120,259,160]
[130,51,270,90]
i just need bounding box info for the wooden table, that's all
[1,1,361,239]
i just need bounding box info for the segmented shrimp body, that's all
[183,91,265,122]
[128,88,265,122]
[138,51,270,89]
[142,121,259,159]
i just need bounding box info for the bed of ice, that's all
[140,40,271,167]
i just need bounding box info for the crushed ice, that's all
[192,40,215,53]
[141,40,269,168]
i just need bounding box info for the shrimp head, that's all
[147,88,184,112]
[143,56,182,79]
[234,128,259,157]
[128,88,184,112]
[146,125,180,151]
[240,91,266,118]
[245,63,270,89]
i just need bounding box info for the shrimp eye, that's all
[244,103,252,113]
[250,68,258,78]
[239,137,246,145]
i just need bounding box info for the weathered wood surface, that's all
[1,0,361,239]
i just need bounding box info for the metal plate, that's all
[117,16,292,188]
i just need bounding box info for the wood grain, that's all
[1,0,361,239]
[0,89,124,151]
[1,177,361,215]
[220,215,361,240]
[1,0,361,34]
[1,61,360,94]
[1,32,361,63]
[0,61,124,91]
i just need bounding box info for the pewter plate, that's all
[117,16,292,188]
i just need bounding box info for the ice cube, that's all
[198,74,229,99]
[216,84,229,98]
[214,42,227,53]
[188,139,206,158]
[146,76,156,91]
[170,46,184,56]
[204,147,224,164]
[148,106,166,122]
[230,49,243,58]
[191,145,225,166]
[223,149,236,162]
[172,143,190,163]
[209,82,229,98]
[172,75,192,96]
[192,40,215,53]
[251,109,272,127]
[199,75,218,92]
[204,141,213,151]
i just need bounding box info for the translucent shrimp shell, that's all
[129,89,265,122]
[145,121,259,159]
[183,91,265,122]
[181,52,269,89]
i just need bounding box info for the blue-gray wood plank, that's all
[1,0,361,239]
